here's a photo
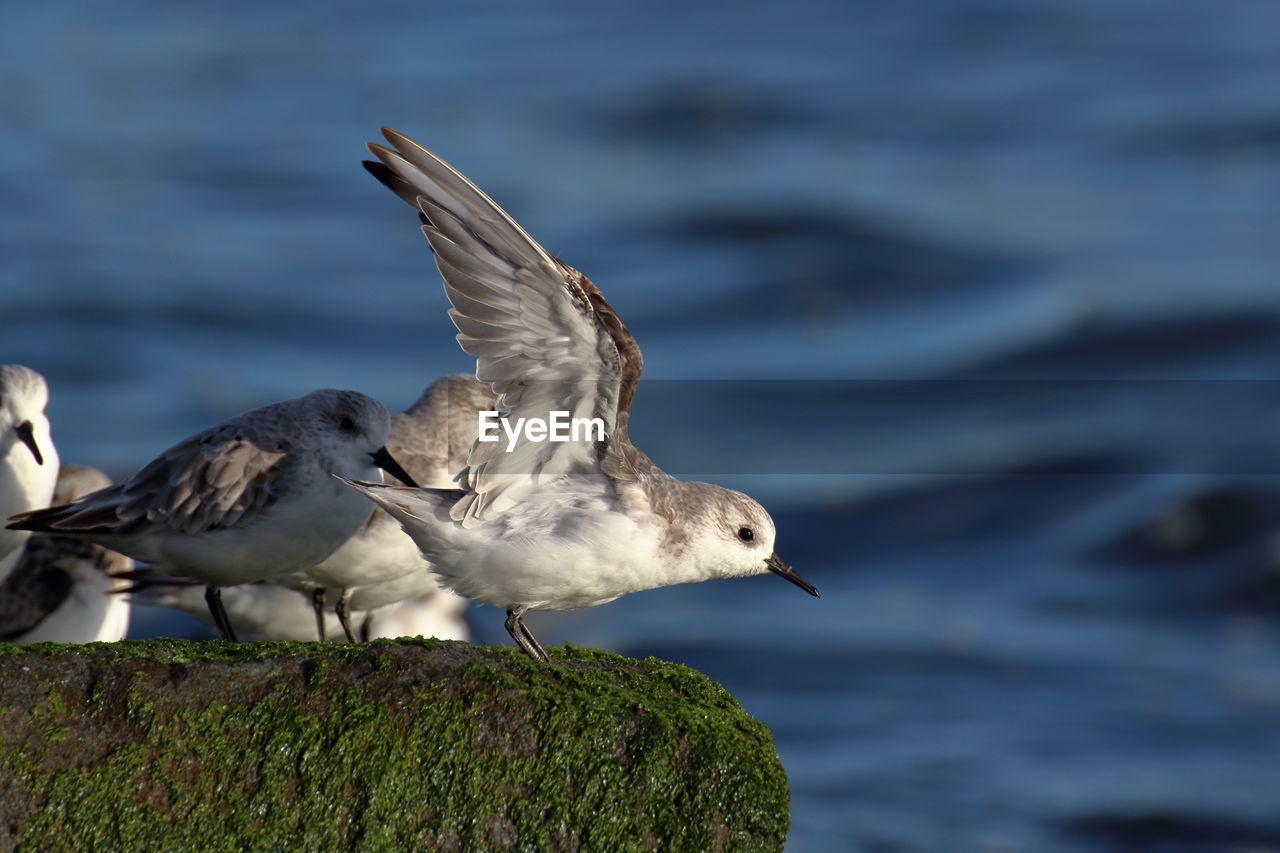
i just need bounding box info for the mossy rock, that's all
[0,639,789,851]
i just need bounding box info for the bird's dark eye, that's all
[737,527,754,543]
[339,416,356,432]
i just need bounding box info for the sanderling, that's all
[1,465,132,644]
[282,373,493,640]
[343,128,819,661]
[7,389,417,641]
[129,577,468,643]
[0,365,58,576]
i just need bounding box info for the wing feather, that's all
[10,428,289,537]
[368,128,645,523]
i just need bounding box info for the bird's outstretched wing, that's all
[365,128,643,524]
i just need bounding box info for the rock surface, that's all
[0,639,788,851]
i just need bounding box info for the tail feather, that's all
[108,567,204,596]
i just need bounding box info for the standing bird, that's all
[0,365,58,578]
[1,465,131,644]
[279,373,493,640]
[8,389,417,641]
[342,129,819,661]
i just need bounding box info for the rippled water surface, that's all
[3,1,1279,849]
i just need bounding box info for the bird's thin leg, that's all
[518,620,550,662]
[505,607,549,662]
[205,585,239,642]
[311,588,327,642]
[335,589,357,643]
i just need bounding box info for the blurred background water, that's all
[3,0,1280,849]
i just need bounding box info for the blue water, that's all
[3,1,1280,849]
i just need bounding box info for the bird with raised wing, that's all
[341,129,819,661]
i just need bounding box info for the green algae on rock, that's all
[0,639,789,851]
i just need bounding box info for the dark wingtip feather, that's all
[7,501,121,535]
[363,159,430,223]
[6,508,52,532]
[363,158,406,193]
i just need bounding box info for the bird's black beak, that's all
[369,446,419,488]
[765,552,819,597]
[14,420,44,465]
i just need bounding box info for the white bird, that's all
[343,128,819,661]
[7,389,417,641]
[279,373,492,640]
[1,465,131,644]
[0,365,59,577]
[129,578,467,643]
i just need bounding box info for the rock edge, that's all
[0,639,788,852]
